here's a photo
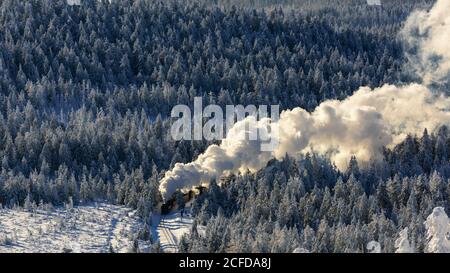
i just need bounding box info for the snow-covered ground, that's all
[153,211,194,253]
[0,203,150,253]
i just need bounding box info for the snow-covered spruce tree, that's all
[424,207,450,253]
[366,241,381,253]
[395,228,414,253]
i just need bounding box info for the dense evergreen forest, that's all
[182,128,450,252]
[1,0,448,252]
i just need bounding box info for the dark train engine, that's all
[160,186,206,215]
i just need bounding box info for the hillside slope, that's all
[0,203,150,253]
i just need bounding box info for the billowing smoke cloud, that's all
[160,84,450,200]
[401,0,450,87]
[159,0,450,201]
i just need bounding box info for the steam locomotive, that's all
[160,186,206,215]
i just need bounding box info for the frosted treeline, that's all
[160,0,450,201]
[180,145,450,252]
[0,0,415,210]
[1,0,449,253]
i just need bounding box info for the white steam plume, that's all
[160,84,450,200]
[401,0,450,87]
[159,0,450,201]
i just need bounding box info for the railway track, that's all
[158,216,178,252]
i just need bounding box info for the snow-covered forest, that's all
[1,0,450,253]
